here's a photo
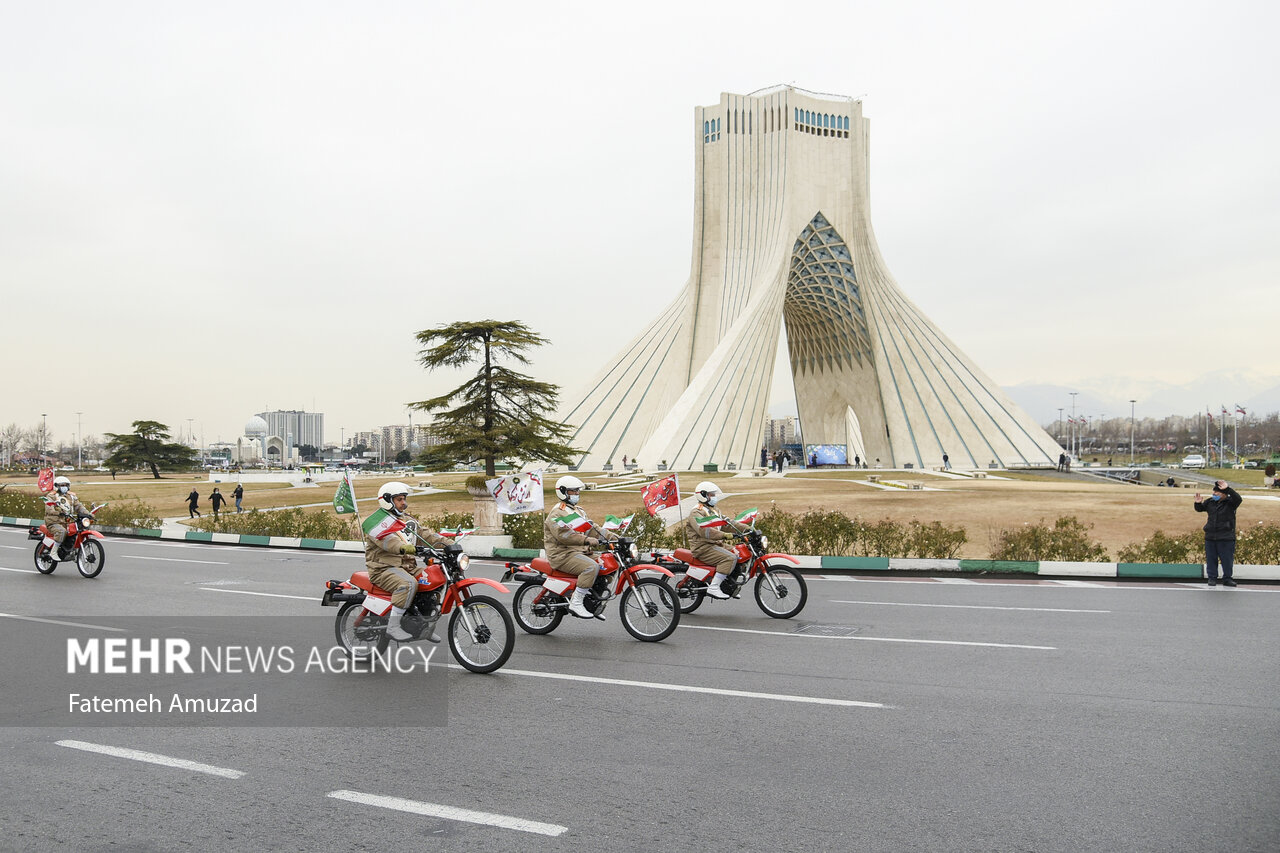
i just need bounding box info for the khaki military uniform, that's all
[44,491,90,546]
[684,508,749,574]
[364,514,448,609]
[543,500,602,590]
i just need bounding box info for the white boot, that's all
[706,573,731,599]
[567,587,594,619]
[386,605,412,641]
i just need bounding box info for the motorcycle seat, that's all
[673,548,711,568]
[349,571,382,595]
[530,557,553,573]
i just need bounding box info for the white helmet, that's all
[695,481,721,506]
[53,475,71,494]
[377,481,412,514]
[555,475,585,504]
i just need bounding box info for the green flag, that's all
[333,471,358,515]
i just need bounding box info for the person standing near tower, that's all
[1195,480,1242,586]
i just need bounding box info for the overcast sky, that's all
[4,0,1277,449]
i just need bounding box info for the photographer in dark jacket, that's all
[1194,480,1243,587]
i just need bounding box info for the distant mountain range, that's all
[768,369,1280,426]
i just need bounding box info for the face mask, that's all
[707,495,720,507]
[565,494,579,506]
[1210,494,1222,501]
[58,485,69,494]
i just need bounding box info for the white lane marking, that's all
[56,740,245,778]
[491,666,887,708]
[932,578,979,584]
[328,789,567,837]
[198,587,319,601]
[1047,580,1107,587]
[0,566,38,574]
[0,612,125,631]
[831,599,1110,614]
[0,544,26,550]
[683,624,1055,650]
[121,555,229,565]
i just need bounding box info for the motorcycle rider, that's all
[684,481,751,599]
[40,476,92,559]
[364,481,449,643]
[544,475,614,619]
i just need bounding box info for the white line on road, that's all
[0,566,38,574]
[0,612,124,631]
[491,666,887,708]
[683,624,1055,650]
[56,740,245,778]
[328,789,567,837]
[122,555,229,565]
[831,599,1110,614]
[0,544,26,550]
[198,587,319,601]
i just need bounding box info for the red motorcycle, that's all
[657,528,808,618]
[501,535,680,642]
[30,503,108,578]
[321,541,515,674]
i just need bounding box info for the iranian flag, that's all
[696,515,727,529]
[734,508,760,525]
[555,512,593,533]
[603,514,634,533]
[440,527,475,539]
[362,508,406,541]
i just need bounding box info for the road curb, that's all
[2,517,1277,578]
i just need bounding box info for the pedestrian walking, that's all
[943,452,951,471]
[233,483,244,513]
[210,487,227,518]
[1194,480,1243,586]
[186,488,201,518]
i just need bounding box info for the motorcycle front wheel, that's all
[512,581,563,635]
[76,539,106,578]
[673,576,706,614]
[448,594,514,674]
[619,578,680,642]
[34,546,56,574]
[335,601,390,656]
[754,565,808,619]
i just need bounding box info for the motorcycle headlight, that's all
[759,535,768,550]
[457,553,471,573]
[629,543,639,560]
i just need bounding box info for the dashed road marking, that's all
[56,740,245,778]
[683,623,1055,650]
[328,789,567,837]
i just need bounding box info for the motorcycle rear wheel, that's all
[674,576,706,614]
[76,539,106,578]
[753,565,808,619]
[512,581,563,635]
[335,601,390,656]
[619,578,680,642]
[34,546,56,574]
[448,594,515,674]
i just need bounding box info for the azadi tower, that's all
[561,86,1060,472]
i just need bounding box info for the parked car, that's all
[1180,454,1206,469]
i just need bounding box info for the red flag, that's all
[640,475,680,516]
[37,468,55,493]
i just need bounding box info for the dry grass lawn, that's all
[5,468,1277,558]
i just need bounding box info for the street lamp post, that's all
[1129,400,1136,466]
[1058,408,1064,450]
[41,413,47,468]
[1069,392,1078,460]
[76,411,83,470]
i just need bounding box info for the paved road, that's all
[1,527,1278,852]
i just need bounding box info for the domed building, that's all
[232,415,291,466]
